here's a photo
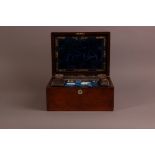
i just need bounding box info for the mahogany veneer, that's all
[46,32,114,111]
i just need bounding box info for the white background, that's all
[0,130,155,155]
[0,0,155,26]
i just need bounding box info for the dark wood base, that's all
[46,78,114,111]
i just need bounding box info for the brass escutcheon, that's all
[77,89,83,95]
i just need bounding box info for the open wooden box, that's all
[46,32,114,111]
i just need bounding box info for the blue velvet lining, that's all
[57,36,105,70]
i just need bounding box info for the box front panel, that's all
[46,87,114,111]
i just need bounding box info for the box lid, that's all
[51,32,110,76]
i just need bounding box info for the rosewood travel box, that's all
[46,32,114,111]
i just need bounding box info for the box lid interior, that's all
[51,32,110,76]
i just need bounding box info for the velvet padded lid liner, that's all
[51,32,110,76]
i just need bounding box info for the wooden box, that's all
[46,32,114,111]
